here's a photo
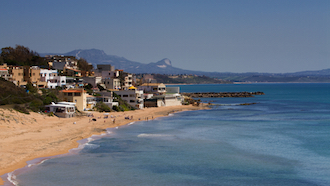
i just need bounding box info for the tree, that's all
[0,45,47,66]
[77,58,93,72]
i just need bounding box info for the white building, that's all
[45,102,76,118]
[144,86,182,107]
[0,68,10,80]
[116,87,144,109]
[40,69,67,89]
[138,83,166,95]
[47,76,67,89]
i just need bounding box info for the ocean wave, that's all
[137,133,173,138]
[83,143,100,150]
[7,172,18,186]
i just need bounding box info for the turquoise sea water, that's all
[6,83,330,186]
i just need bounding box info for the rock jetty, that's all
[182,91,264,98]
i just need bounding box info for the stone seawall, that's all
[182,91,264,98]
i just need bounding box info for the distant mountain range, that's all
[42,49,330,82]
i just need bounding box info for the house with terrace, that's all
[60,89,87,111]
[138,83,167,95]
[116,86,144,109]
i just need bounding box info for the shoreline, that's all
[0,104,208,185]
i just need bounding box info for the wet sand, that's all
[0,105,207,185]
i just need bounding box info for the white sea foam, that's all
[7,172,18,186]
[27,159,47,168]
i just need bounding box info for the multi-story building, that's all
[116,87,144,109]
[82,76,102,88]
[93,64,115,77]
[47,76,66,89]
[103,78,121,90]
[24,66,47,88]
[144,86,182,107]
[138,83,166,95]
[0,63,10,80]
[24,66,39,84]
[122,74,133,90]
[97,64,115,72]
[60,89,87,111]
[97,91,119,108]
[9,66,24,86]
[40,69,58,81]
[0,68,10,80]
[101,70,120,79]
[7,66,46,87]
[45,55,78,70]
[40,69,66,88]
[63,67,82,77]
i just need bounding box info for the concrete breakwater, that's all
[182,91,265,98]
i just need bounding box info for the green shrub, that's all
[112,105,123,112]
[29,99,43,112]
[95,102,111,112]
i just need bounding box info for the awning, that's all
[129,86,137,90]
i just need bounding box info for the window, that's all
[123,95,128,97]
[74,93,81,96]
[130,100,135,103]
[68,93,73,96]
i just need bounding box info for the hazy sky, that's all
[1,0,329,73]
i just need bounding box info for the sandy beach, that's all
[0,105,207,185]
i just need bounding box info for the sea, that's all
[3,83,330,186]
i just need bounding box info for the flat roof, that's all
[46,104,75,108]
[57,102,76,105]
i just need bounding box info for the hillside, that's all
[0,78,35,105]
[0,78,59,112]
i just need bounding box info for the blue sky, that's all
[1,0,329,73]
